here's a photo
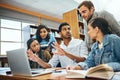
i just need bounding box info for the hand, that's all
[26,49,39,62]
[45,46,50,52]
[66,65,82,70]
[52,42,66,56]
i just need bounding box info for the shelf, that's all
[63,9,84,39]
[30,34,35,38]
[79,22,83,27]
[77,10,83,23]
[80,33,85,40]
[55,37,62,39]
[29,25,38,29]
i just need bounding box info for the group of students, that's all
[26,1,120,72]
[27,24,56,68]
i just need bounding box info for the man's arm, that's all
[100,10,120,36]
[106,35,120,71]
[65,41,88,63]
[52,42,88,63]
[65,52,86,63]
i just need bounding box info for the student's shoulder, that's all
[49,33,56,39]
[108,34,120,41]
[72,38,84,44]
[72,38,83,41]
[49,33,54,37]
[42,50,49,54]
[98,10,111,16]
[42,50,51,56]
[100,10,108,13]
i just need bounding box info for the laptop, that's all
[6,48,52,76]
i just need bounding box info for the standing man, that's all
[27,22,88,68]
[77,1,120,51]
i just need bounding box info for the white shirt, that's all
[48,38,88,68]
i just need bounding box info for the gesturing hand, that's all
[52,42,67,56]
[66,65,82,70]
[26,49,39,62]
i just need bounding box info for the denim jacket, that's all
[78,34,120,71]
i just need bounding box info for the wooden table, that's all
[0,74,103,80]
[0,68,103,80]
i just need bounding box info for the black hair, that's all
[27,38,37,49]
[27,38,42,61]
[77,1,94,10]
[58,22,70,32]
[88,17,111,35]
[36,24,50,42]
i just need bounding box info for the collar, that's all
[61,37,74,47]
[94,34,110,49]
[87,12,98,23]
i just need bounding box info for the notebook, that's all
[6,48,52,76]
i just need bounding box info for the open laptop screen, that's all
[6,48,52,76]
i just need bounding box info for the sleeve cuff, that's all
[78,62,89,70]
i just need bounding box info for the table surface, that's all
[0,67,120,80]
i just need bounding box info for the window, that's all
[1,28,21,41]
[1,19,21,29]
[0,18,35,55]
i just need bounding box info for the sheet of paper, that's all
[52,69,67,76]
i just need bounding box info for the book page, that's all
[87,69,114,80]
[66,70,87,78]
[86,64,114,79]
[87,64,113,75]
[66,64,114,79]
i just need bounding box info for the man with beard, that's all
[27,22,88,68]
[77,1,120,51]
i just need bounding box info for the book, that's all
[66,64,114,79]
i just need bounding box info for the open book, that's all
[66,64,114,79]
